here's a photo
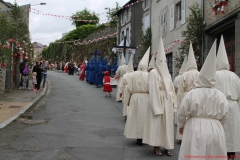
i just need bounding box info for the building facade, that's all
[204,0,240,76]
[115,0,150,66]
[151,0,202,78]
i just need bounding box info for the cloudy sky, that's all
[10,0,129,45]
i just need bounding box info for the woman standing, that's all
[32,61,43,90]
[41,60,49,88]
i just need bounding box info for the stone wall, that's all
[205,0,240,27]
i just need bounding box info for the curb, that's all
[0,79,49,129]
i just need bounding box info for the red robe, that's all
[79,64,86,80]
[103,76,112,92]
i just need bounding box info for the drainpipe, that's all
[201,0,205,66]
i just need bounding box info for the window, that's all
[126,28,130,43]
[177,2,181,21]
[121,13,124,24]
[181,0,186,24]
[124,11,126,23]
[144,0,150,8]
[170,5,175,31]
[166,53,173,77]
[160,12,166,35]
[144,15,150,32]
[126,8,130,21]
[121,31,124,41]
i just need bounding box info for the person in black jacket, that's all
[19,58,29,89]
[32,61,43,90]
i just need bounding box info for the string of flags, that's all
[30,11,114,22]
[51,32,117,45]
[32,34,62,41]
[31,7,110,17]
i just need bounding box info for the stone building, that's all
[204,0,240,76]
[151,0,202,78]
[114,0,150,66]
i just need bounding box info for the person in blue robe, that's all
[85,59,90,82]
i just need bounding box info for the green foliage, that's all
[0,2,31,64]
[140,27,152,57]
[106,2,120,27]
[62,24,107,41]
[179,2,203,70]
[71,8,99,27]
[0,15,11,63]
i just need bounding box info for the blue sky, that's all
[10,0,129,45]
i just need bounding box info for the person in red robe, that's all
[103,71,112,98]
[79,63,86,81]
[64,62,69,73]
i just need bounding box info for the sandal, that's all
[165,149,173,156]
[154,147,162,156]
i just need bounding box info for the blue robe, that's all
[95,63,104,86]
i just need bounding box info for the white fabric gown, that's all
[173,75,181,125]
[119,72,132,117]
[115,64,128,101]
[142,69,174,149]
[178,88,229,160]
[124,71,149,139]
[216,70,240,152]
[176,69,199,140]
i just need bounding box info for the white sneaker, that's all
[19,87,22,90]
[27,87,31,90]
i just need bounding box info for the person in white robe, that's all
[176,42,200,141]
[173,56,187,126]
[119,54,134,118]
[143,37,176,156]
[178,40,229,160]
[215,35,240,159]
[124,47,150,145]
[115,52,128,102]
[148,52,156,73]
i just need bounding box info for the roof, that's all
[0,0,11,8]
[114,0,137,16]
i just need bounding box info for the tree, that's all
[106,2,120,27]
[140,27,152,57]
[71,8,99,27]
[178,2,204,70]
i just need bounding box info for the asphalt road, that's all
[1,71,181,160]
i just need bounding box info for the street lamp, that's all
[31,3,46,6]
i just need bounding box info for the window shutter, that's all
[181,0,185,24]
[170,5,175,31]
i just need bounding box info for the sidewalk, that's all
[0,79,48,129]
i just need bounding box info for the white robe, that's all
[178,88,229,160]
[216,70,240,152]
[115,64,128,101]
[177,68,199,140]
[124,71,149,139]
[119,72,132,117]
[173,75,181,125]
[142,69,174,149]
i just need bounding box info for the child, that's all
[22,62,30,90]
[32,72,37,92]
[103,71,112,98]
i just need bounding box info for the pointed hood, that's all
[216,35,229,71]
[195,39,217,88]
[148,52,156,70]
[186,41,197,71]
[120,52,126,65]
[155,37,175,99]
[126,54,134,73]
[179,55,188,75]
[138,47,150,71]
